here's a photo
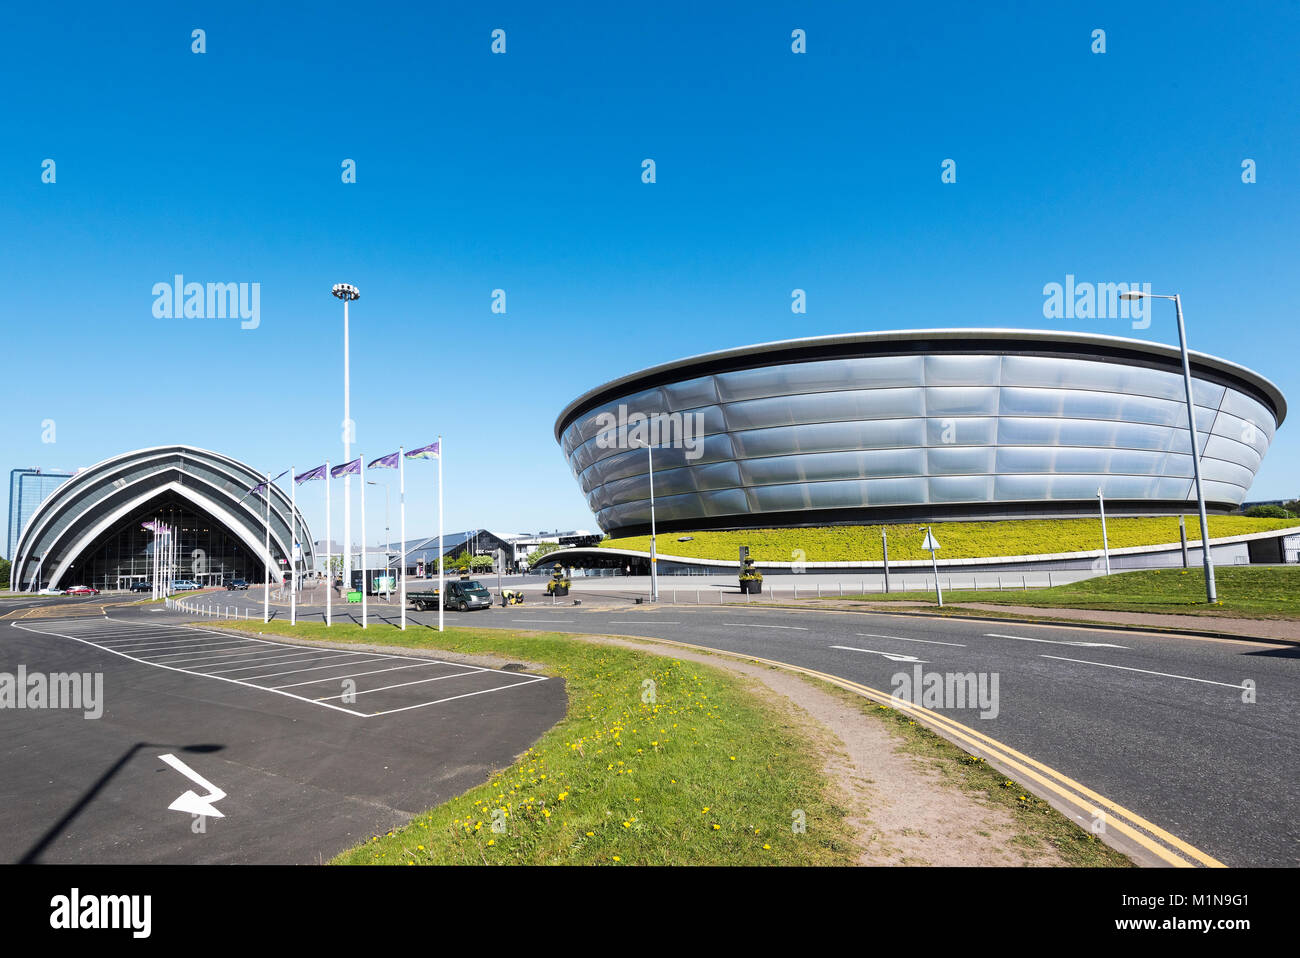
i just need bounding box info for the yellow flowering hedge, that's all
[602,516,1297,563]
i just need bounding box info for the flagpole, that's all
[263,471,271,624]
[399,446,406,631]
[360,456,368,629]
[290,466,297,627]
[325,460,332,627]
[438,435,444,634]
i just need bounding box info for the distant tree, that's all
[1245,504,1291,518]
[1282,499,1300,517]
[0,557,10,590]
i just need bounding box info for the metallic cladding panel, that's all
[556,349,1283,534]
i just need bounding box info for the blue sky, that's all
[3,1,1298,549]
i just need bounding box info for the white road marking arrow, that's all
[830,645,928,663]
[159,753,227,819]
[984,632,1128,649]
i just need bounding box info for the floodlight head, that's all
[332,283,360,301]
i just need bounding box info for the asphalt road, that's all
[196,584,1299,867]
[0,595,564,864]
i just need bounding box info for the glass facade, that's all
[72,493,265,590]
[7,469,72,560]
[557,343,1284,535]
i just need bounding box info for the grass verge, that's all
[827,566,1300,620]
[211,620,857,866]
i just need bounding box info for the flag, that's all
[406,440,440,459]
[246,468,289,499]
[368,452,400,470]
[330,458,361,478]
[295,464,328,483]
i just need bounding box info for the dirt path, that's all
[584,634,1072,866]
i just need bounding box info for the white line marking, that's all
[362,676,548,716]
[511,618,574,622]
[985,632,1128,649]
[856,632,965,647]
[142,644,279,663]
[271,660,452,689]
[1039,655,1250,689]
[606,620,681,624]
[722,622,808,630]
[10,621,367,716]
[117,641,256,657]
[207,652,376,677]
[830,645,927,663]
[314,669,488,700]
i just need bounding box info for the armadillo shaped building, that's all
[555,330,1286,537]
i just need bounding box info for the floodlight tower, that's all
[333,283,360,592]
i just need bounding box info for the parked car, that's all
[64,585,99,596]
[225,578,249,591]
[37,587,64,595]
[170,580,201,591]
[129,581,152,593]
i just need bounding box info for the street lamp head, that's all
[1118,290,1147,300]
[332,283,360,301]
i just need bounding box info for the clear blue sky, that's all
[3,1,1297,550]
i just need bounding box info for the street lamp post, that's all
[1120,290,1217,602]
[1097,487,1111,575]
[367,478,390,596]
[634,442,658,602]
[332,283,359,598]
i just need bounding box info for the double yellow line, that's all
[614,632,1225,868]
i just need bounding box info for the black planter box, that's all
[739,579,762,594]
[550,585,570,596]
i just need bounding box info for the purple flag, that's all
[405,440,440,460]
[295,464,328,483]
[330,458,361,478]
[367,452,400,470]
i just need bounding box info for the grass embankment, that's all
[832,566,1300,620]
[603,516,1297,562]
[213,620,856,865]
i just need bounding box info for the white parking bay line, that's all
[985,632,1128,649]
[1040,655,1250,689]
[314,668,488,701]
[722,622,808,630]
[856,632,965,647]
[362,675,548,717]
[9,620,367,717]
[272,660,451,689]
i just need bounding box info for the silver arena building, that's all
[554,330,1286,537]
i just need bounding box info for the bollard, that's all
[696,588,700,604]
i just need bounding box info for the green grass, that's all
[210,620,857,866]
[829,566,1300,620]
[603,516,1298,562]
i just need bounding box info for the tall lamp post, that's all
[332,283,359,597]
[631,440,658,602]
[367,478,390,595]
[1097,487,1111,575]
[1120,290,1217,603]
